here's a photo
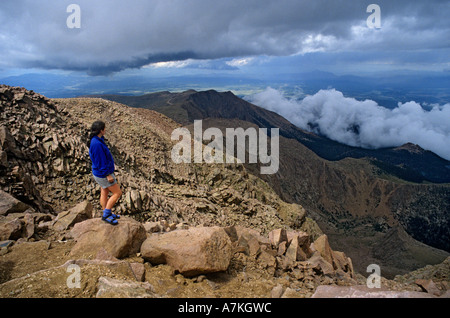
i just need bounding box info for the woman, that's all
[87,121,122,225]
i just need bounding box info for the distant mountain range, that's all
[3,70,450,108]
[83,89,450,277]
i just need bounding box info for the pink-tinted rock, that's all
[70,217,146,259]
[312,285,436,298]
[140,226,232,277]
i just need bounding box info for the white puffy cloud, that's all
[248,87,450,160]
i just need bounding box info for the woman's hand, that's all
[107,175,114,183]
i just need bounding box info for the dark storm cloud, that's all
[1,0,449,75]
[25,51,201,76]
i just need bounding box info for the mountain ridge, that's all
[84,89,450,184]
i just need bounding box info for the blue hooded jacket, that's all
[89,136,115,178]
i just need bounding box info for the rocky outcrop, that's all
[0,211,52,242]
[238,228,355,280]
[0,86,90,214]
[415,279,442,296]
[394,256,450,295]
[70,217,147,259]
[0,198,94,244]
[0,196,350,288]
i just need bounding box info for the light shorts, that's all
[93,173,117,189]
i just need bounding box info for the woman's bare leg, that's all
[105,183,122,210]
[100,187,109,210]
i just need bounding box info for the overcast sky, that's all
[1,0,449,76]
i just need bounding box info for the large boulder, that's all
[0,217,23,241]
[140,226,233,277]
[69,217,147,259]
[277,202,306,228]
[0,190,30,216]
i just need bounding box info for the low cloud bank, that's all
[248,87,450,161]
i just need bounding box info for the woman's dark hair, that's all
[87,121,105,147]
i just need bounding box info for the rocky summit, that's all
[0,85,449,298]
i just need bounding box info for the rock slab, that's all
[312,285,436,298]
[0,190,30,216]
[140,226,233,277]
[96,276,156,298]
[52,200,93,231]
